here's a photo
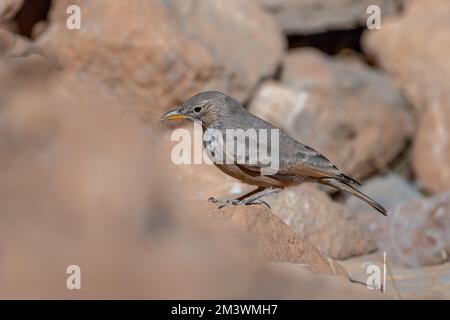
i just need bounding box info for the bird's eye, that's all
[193,106,202,113]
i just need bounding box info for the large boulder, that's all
[258,0,404,35]
[363,0,450,193]
[363,0,450,112]
[412,99,450,193]
[163,0,285,103]
[38,0,284,118]
[268,184,376,259]
[249,49,414,179]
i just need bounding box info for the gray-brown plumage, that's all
[160,91,387,216]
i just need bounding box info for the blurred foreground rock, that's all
[258,0,404,35]
[363,0,450,193]
[249,49,413,179]
[157,122,251,201]
[39,0,284,118]
[268,184,376,259]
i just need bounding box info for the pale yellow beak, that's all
[159,107,188,122]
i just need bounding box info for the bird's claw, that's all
[208,197,219,203]
[244,199,271,209]
[209,197,232,209]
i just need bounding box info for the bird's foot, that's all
[236,198,271,209]
[209,197,271,209]
[208,197,219,203]
[208,197,232,209]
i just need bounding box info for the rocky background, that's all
[0,0,449,299]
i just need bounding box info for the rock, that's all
[258,0,404,35]
[0,1,28,54]
[247,81,306,130]
[163,0,285,103]
[268,262,384,299]
[363,0,450,113]
[268,184,376,259]
[372,192,450,267]
[0,55,58,105]
[38,0,214,118]
[39,0,284,118]
[31,20,48,39]
[0,0,24,22]
[201,202,348,277]
[0,29,44,57]
[363,0,450,193]
[344,173,423,245]
[249,49,414,179]
[412,99,450,193]
[346,173,422,213]
[341,253,450,299]
[0,0,21,34]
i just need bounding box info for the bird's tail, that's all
[320,178,387,216]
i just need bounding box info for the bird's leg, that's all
[210,187,281,209]
[208,197,232,206]
[236,187,266,201]
[233,187,281,209]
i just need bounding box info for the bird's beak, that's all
[159,107,188,122]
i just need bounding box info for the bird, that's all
[160,91,387,216]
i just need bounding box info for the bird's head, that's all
[160,91,237,127]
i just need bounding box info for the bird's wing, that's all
[223,133,357,185]
[278,140,361,185]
